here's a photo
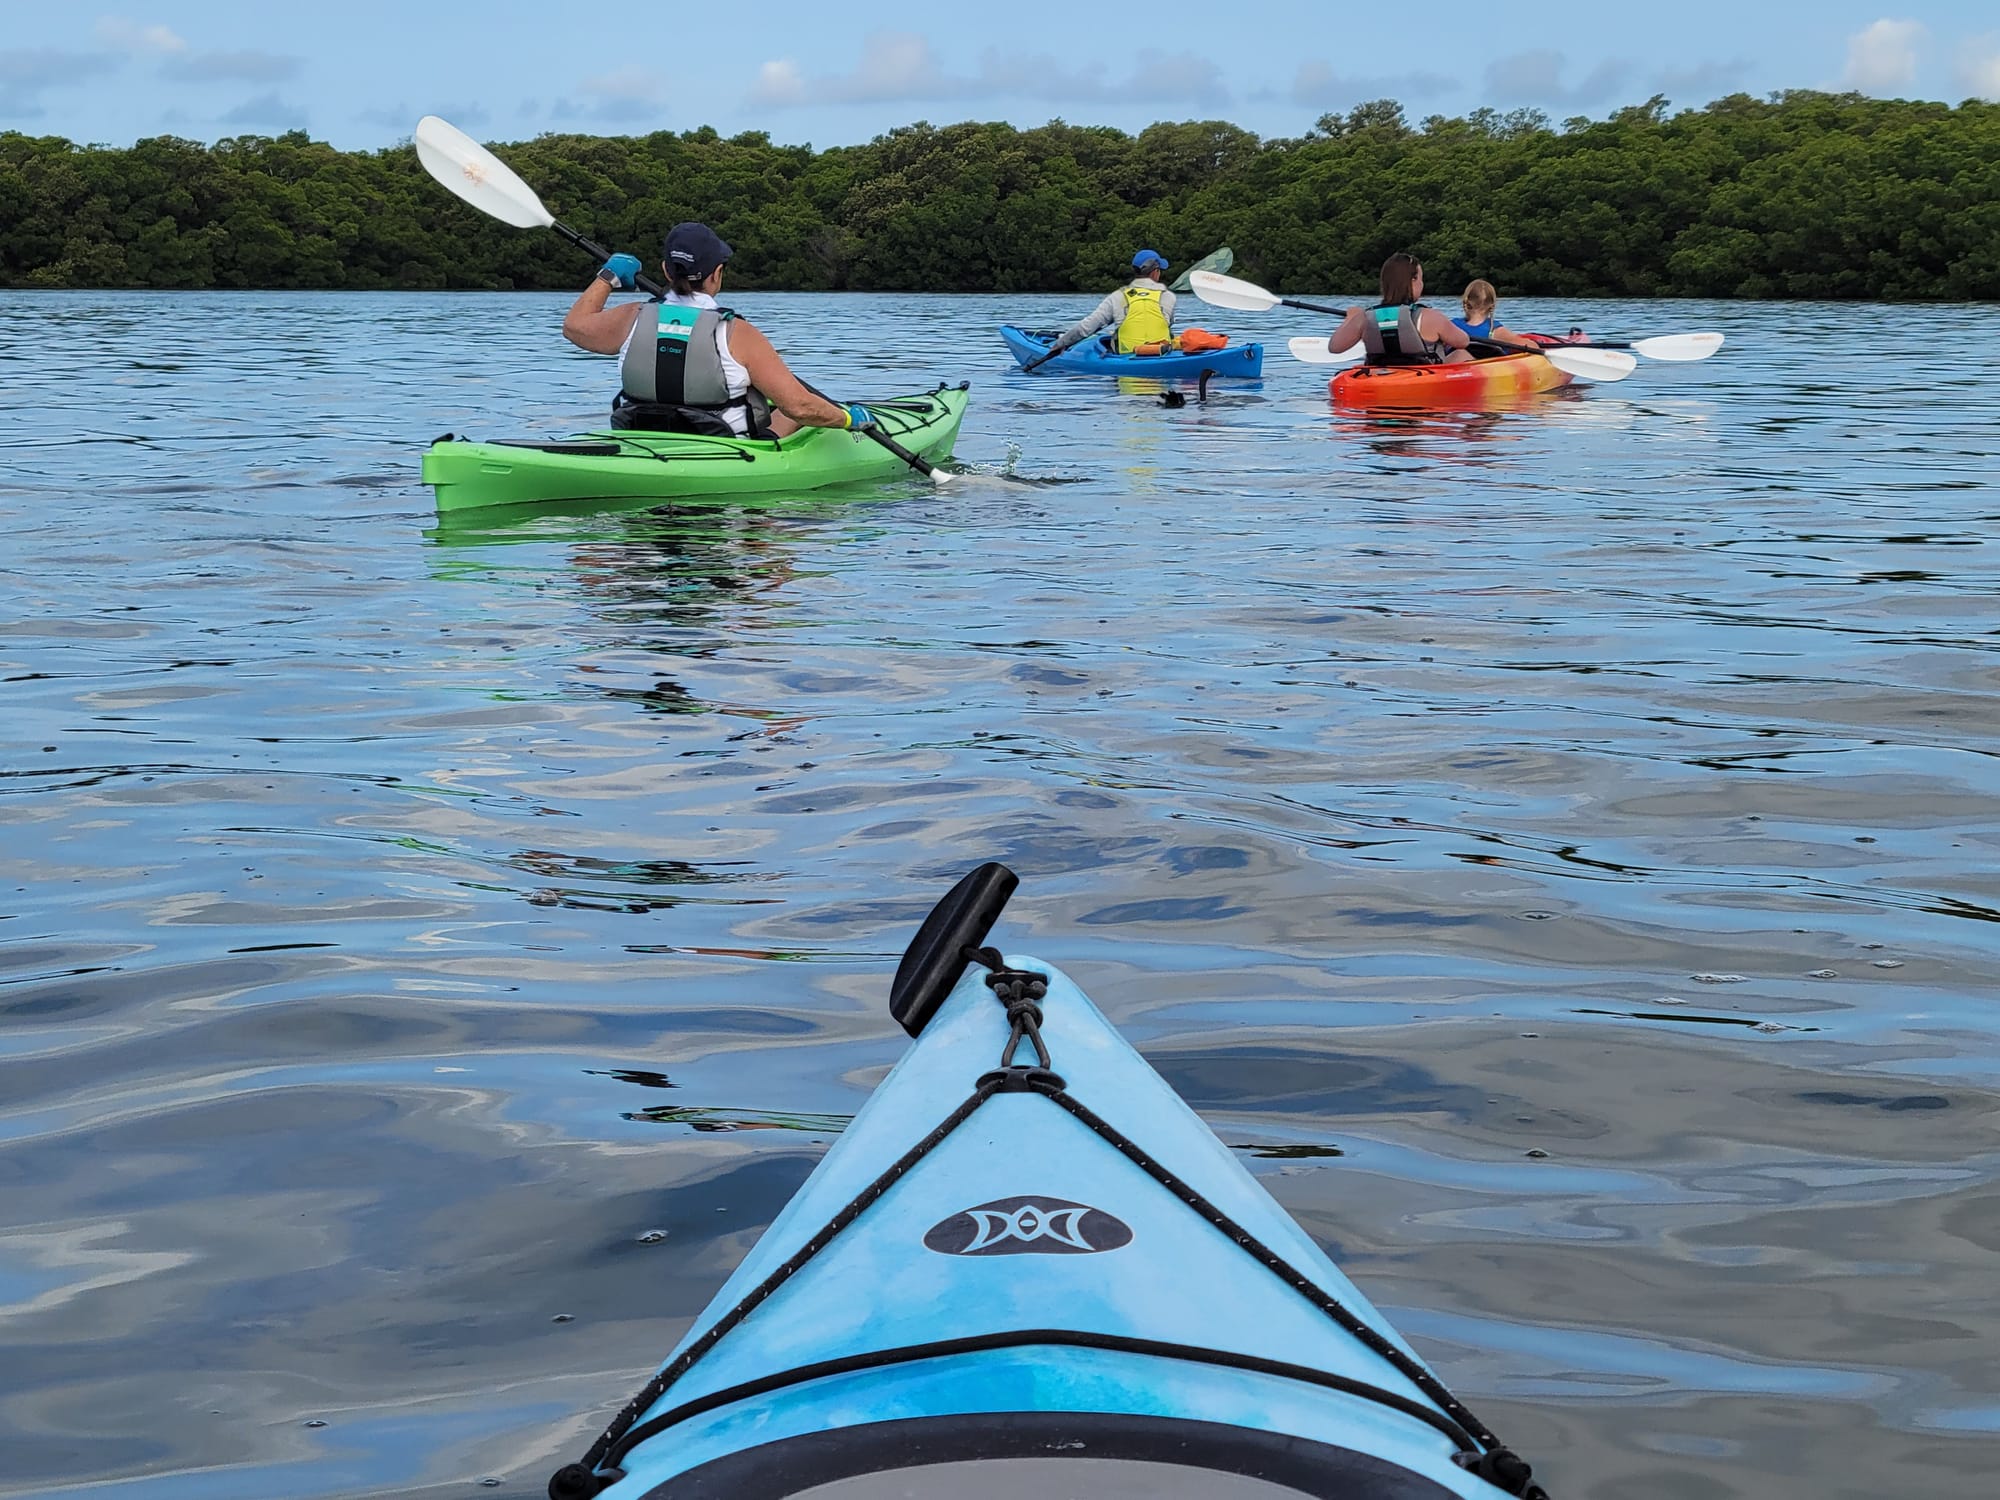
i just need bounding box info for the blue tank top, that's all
[1453,316,1494,339]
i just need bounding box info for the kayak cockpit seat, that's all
[610,1410,1483,1498]
[610,394,777,440]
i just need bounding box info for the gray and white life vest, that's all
[1358,303,1448,365]
[621,303,746,412]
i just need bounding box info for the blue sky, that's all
[4,3,1998,150]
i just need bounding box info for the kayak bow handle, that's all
[890,862,1020,1036]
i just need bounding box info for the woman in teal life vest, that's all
[561,222,870,437]
[1322,252,1474,365]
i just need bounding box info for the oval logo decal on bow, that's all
[923,1196,1132,1255]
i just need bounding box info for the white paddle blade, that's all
[1542,346,1638,382]
[414,115,553,229]
[1631,331,1724,362]
[1188,269,1282,312]
[1287,336,1363,366]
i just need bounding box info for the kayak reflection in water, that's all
[1323,252,1476,366]
[560,220,871,439]
[1047,249,1182,358]
[1450,278,1541,351]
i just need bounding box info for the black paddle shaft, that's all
[553,217,667,299]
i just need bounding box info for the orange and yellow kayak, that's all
[1330,351,1571,407]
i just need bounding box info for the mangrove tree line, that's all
[1,91,1995,299]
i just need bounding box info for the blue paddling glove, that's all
[599,252,642,290]
[842,403,874,430]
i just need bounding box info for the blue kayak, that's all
[549,864,1547,1500]
[1001,324,1265,379]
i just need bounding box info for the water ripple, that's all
[2,289,1997,1497]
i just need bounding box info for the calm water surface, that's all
[3,290,1998,1498]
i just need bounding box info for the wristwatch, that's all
[596,267,619,286]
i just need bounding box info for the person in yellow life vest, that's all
[1046,250,1180,359]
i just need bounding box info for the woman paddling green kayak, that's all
[546,864,1549,1500]
[411,119,963,504]
[562,220,874,440]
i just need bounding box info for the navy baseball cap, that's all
[663,222,732,278]
[1132,249,1169,270]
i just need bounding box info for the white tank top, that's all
[618,290,755,433]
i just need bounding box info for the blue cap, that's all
[663,222,733,278]
[1132,249,1169,271]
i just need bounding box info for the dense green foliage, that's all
[3,92,1995,298]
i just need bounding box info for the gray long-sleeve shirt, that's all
[1059,278,1179,348]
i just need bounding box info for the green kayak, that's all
[422,384,969,514]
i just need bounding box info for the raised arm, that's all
[563,257,647,355]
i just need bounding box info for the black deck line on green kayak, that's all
[598,441,762,465]
[487,440,623,457]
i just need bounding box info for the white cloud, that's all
[88,18,301,93]
[1841,19,1924,93]
[1954,35,2000,100]
[358,100,488,131]
[751,29,1230,109]
[1289,60,1452,109]
[218,91,306,129]
[574,67,669,123]
[0,47,119,112]
[834,31,935,102]
[94,17,188,55]
[163,49,300,84]
[753,60,805,106]
[1485,50,1632,106]
[752,31,941,105]
[1656,59,1752,101]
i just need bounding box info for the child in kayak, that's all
[561,221,869,438]
[1046,251,1181,358]
[1324,253,1472,364]
[1451,280,1539,350]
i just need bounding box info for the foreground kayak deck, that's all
[549,865,1547,1500]
[1001,324,1265,379]
[1330,351,1571,407]
[421,384,969,513]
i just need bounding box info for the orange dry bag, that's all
[1178,327,1229,353]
